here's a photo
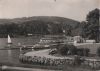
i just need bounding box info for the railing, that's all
[0,65,57,71]
[0,65,34,71]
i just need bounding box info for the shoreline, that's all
[21,49,100,70]
[0,61,62,70]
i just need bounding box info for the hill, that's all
[0,16,81,37]
[0,16,79,27]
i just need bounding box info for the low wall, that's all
[19,54,100,69]
[77,43,100,54]
[19,54,73,66]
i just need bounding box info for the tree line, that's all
[0,20,72,37]
[0,8,99,42]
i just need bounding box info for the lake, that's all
[0,37,41,65]
[0,37,62,71]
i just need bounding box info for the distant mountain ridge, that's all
[0,16,81,36]
[0,16,79,27]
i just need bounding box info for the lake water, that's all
[0,37,41,65]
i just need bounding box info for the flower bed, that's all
[19,54,73,66]
[19,49,100,69]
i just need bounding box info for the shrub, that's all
[57,44,77,55]
[68,45,77,55]
[58,44,69,55]
[74,55,82,65]
[77,48,84,56]
[97,47,100,57]
[77,48,90,56]
[83,48,90,56]
[54,44,90,56]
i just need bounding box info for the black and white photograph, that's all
[0,0,100,71]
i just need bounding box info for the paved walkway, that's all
[25,49,100,62]
[25,49,72,59]
[1,65,60,71]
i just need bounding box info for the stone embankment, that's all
[19,49,100,69]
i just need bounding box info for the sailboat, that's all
[4,35,12,48]
[7,35,12,48]
[7,35,12,44]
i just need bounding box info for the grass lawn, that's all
[77,43,100,55]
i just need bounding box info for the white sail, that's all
[63,29,65,33]
[74,40,77,46]
[8,35,12,44]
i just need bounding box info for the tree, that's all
[58,44,69,55]
[97,47,100,57]
[81,21,87,38]
[57,44,77,55]
[83,8,99,42]
[62,24,72,36]
[77,48,90,56]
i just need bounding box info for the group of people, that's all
[19,54,74,66]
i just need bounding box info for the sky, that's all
[0,0,99,21]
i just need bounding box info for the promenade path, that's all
[25,44,100,61]
[1,65,60,71]
[25,49,72,60]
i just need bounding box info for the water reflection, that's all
[0,49,32,65]
[8,50,12,62]
[0,37,40,65]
